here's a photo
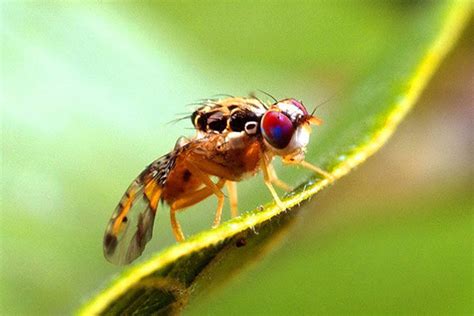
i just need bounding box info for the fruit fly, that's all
[103,96,331,264]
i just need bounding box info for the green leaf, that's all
[79,2,470,315]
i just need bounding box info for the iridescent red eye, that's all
[261,110,295,149]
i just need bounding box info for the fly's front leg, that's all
[260,157,285,210]
[226,181,239,218]
[283,158,334,180]
[267,161,293,192]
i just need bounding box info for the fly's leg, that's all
[299,160,333,179]
[170,207,185,242]
[170,179,226,242]
[186,163,226,228]
[171,179,225,210]
[267,161,292,192]
[260,157,285,210]
[284,158,334,180]
[226,181,238,217]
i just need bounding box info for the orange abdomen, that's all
[161,156,202,203]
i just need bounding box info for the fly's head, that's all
[261,98,323,161]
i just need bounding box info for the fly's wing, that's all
[103,152,176,265]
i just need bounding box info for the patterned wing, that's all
[103,152,177,265]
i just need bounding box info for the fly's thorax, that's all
[191,97,266,134]
[191,96,322,162]
[223,131,247,150]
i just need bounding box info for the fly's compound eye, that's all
[261,110,295,149]
[244,121,258,135]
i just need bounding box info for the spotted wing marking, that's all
[103,150,179,265]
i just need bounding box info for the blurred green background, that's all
[1,2,472,315]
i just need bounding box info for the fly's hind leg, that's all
[186,163,226,228]
[169,207,185,242]
[226,181,238,218]
[170,179,226,242]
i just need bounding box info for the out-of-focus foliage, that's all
[188,186,472,315]
[1,2,471,315]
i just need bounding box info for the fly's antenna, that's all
[256,89,278,103]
